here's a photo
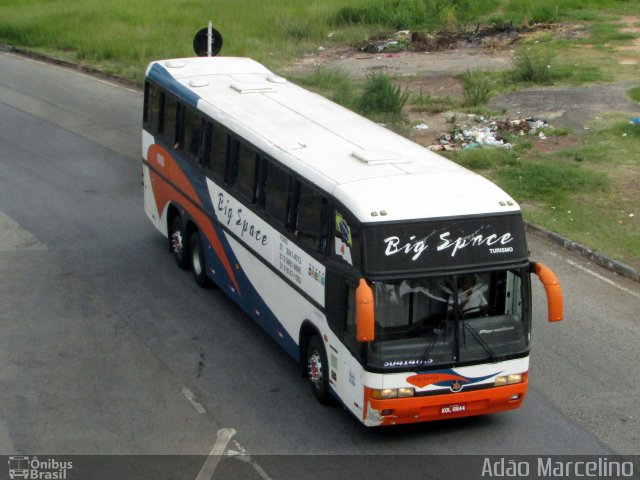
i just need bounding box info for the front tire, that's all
[190,232,211,288]
[306,335,332,404]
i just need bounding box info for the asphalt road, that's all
[0,51,638,478]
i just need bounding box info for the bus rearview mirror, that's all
[356,279,375,342]
[531,262,563,322]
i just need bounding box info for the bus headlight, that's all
[371,388,397,399]
[507,374,523,384]
[370,388,415,399]
[494,376,508,386]
[494,373,523,386]
[398,387,415,398]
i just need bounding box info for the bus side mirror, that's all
[356,279,375,342]
[531,262,563,322]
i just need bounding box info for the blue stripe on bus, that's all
[199,210,300,360]
[148,63,201,108]
[167,150,300,360]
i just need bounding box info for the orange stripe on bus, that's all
[147,144,241,295]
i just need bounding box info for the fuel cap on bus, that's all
[193,25,223,57]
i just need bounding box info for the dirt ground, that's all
[281,19,640,147]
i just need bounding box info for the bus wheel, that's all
[306,335,332,404]
[190,232,211,288]
[170,215,190,270]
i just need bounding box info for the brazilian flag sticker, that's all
[335,211,352,247]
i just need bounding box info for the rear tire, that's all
[306,335,332,404]
[170,215,190,270]
[190,232,211,288]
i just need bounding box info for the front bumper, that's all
[363,380,527,426]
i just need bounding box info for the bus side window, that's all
[295,182,328,255]
[183,107,208,166]
[229,139,259,203]
[209,123,228,180]
[143,82,161,134]
[262,159,292,229]
[160,95,179,148]
[200,122,212,170]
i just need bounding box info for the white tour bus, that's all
[142,55,563,426]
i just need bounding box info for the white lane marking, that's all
[181,387,206,414]
[0,211,46,252]
[229,439,273,480]
[1,51,141,94]
[566,259,640,300]
[234,455,273,480]
[195,428,236,480]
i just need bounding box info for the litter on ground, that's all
[428,116,551,151]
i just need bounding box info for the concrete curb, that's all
[526,223,639,282]
[2,46,639,283]
[0,44,142,89]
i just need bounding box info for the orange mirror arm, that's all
[533,262,564,322]
[356,279,375,342]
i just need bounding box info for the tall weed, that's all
[358,74,409,115]
[462,69,492,106]
[509,49,556,83]
[411,89,455,113]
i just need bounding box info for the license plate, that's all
[441,404,466,414]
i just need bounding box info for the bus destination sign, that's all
[363,213,528,274]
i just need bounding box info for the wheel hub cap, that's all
[308,352,323,387]
[171,231,183,255]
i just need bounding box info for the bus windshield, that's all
[367,268,530,370]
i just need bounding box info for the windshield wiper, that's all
[462,321,498,362]
[416,317,449,368]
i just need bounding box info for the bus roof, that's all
[146,57,520,223]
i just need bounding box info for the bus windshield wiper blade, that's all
[416,318,449,368]
[462,321,498,362]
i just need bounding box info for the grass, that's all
[331,0,499,31]
[505,42,610,87]
[494,158,609,203]
[1,0,638,81]
[509,49,559,83]
[433,44,608,113]
[291,69,411,133]
[411,90,456,114]
[500,0,640,24]
[462,69,492,106]
[446,148,517,171]
[629,86,640,102]
[444,116,640,267]
[443,34,613,108]
[358,74,409,115]
[292,67,357,108]
[0,0,364,79]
